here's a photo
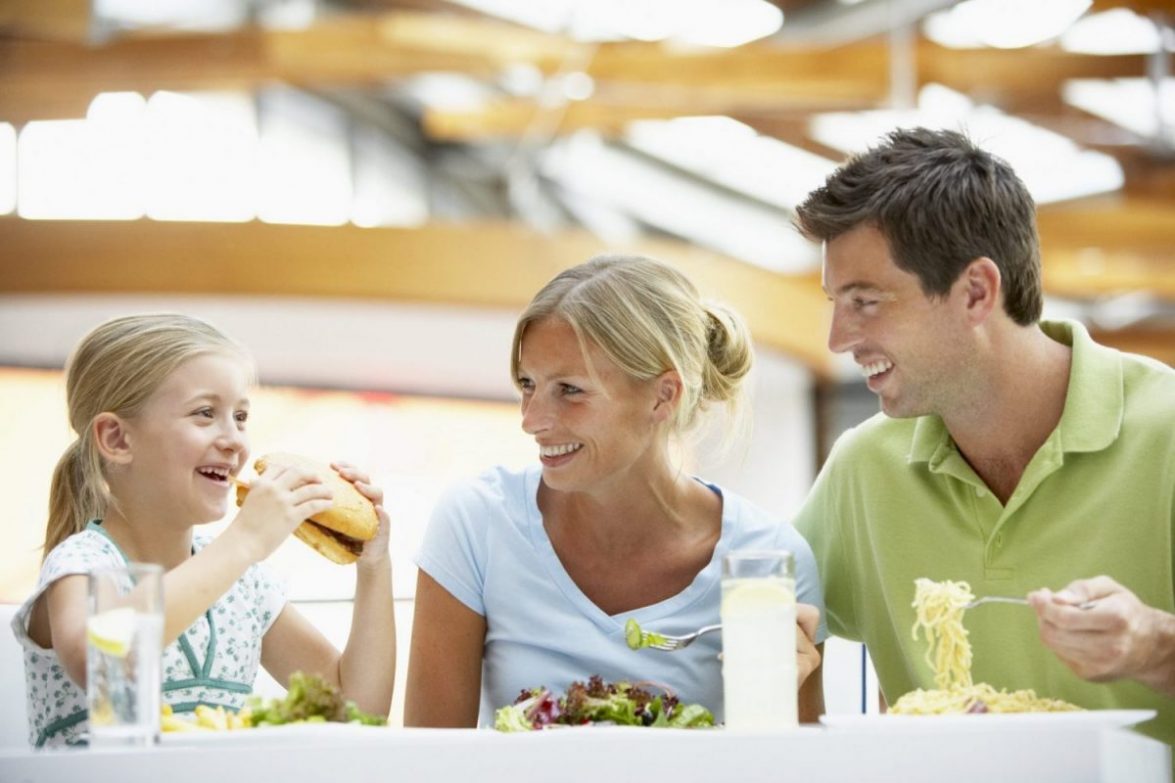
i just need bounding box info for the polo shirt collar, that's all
[1044,319,1122,453]
[908,319,1122,465]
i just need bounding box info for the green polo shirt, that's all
[796,320,1174,748]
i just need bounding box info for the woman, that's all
[405,254,824,727]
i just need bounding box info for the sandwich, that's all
[235,453,378,565]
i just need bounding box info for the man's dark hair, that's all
[796,127,1042,325]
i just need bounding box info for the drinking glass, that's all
[720,549,797,730]
[86,563,164,748]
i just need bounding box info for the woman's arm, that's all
[404,570,486,727]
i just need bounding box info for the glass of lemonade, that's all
[86,563,164,748]
[720,549,796,731]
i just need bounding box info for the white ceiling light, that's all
[924,0,1092,49]
[446,0,782,47]
[17,94,148,220]
[542,131,819,273]
[144,91,258,222]
[400,73,498,112]
[810,84,1124,204]
[1061,9,1161,55]
[625,116,837,211]
[1064,78,1175,146]
[93,0,246,32]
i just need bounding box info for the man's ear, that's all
[959,257,1001,325]
[93,412,133,465]
[652,370,683,422]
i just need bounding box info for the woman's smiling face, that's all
[516,317,665,495]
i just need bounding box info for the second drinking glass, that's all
[720,549,797,730]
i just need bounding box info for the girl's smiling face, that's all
[118,352,252,526]
[516,317,666,496]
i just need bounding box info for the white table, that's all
[1,723,1169,783]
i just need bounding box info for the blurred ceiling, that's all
[0,0,1172,377]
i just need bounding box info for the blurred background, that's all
[0,0,1172,730]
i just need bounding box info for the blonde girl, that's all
[11,314,394,747]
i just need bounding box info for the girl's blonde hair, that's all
[510,254,753,437]
[44,314,252,557]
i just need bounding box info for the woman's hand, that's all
[332,461,391,571]
[796,602,823,687]
[230,463,334,562]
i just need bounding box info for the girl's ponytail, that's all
[44,433,105,557]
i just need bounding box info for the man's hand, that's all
[1028,576,1175,697]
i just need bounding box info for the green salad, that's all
[245,671,387,727]
[494,675,714,732]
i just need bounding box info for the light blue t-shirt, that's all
[416,464,826,726]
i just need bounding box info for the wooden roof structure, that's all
[1,0,1172,375]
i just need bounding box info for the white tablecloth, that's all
[1,722,1170,783]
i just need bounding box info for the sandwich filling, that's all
[306,520,366,557]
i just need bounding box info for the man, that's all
[792,127,1174,750]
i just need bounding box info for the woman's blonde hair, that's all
[510,254,753,437]
[44,314,252,557]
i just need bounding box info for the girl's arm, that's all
[261,465,395,717]
[34,464,332,689]
[404,570,486,727]
[39,575,90,686]
[161,463,334,644]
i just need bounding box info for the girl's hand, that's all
[332,462,392,570]
[232,463,335,562]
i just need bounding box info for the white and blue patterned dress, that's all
[11,521,286,747]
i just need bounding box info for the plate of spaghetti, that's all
[820,579,1155,731]
[820,710,1156,731]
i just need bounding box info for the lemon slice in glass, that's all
[86,606,138,658]
[722,579,794,614]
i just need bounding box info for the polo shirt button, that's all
[995,533,1004,548]
[975,487,986,498]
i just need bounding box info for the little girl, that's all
[11,314,395,747]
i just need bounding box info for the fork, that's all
[639,624,722,652]
[963,596,1096,610]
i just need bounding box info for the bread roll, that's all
[235,452,378,564]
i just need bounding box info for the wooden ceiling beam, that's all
[1043,247,1175,300]
[920,41,1148,101]
[1037,198,1175,251]
[1091,0,1175,13]
[0,13,574,124]
[0,217,836,377]
[1,14,1151,128]
[0,0,91,42]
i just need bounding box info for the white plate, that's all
[819,709,1156,732]
[160,722,389,746]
